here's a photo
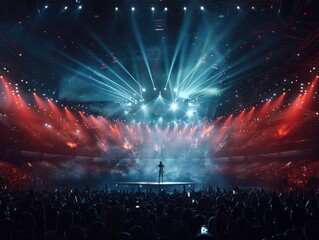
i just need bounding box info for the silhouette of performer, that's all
[156,161,165,183]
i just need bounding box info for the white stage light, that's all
[171,103,178,111]
[183,7,187,11]
[151,7,155,11]
[131,7,135,11]
[164,7,168,11]
[187,110,193,117]
[141,105,146,110]
[115,7,118,11]
[200,6,204,10]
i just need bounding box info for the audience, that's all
[0,186,318,240]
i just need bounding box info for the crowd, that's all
[1,186,319,240]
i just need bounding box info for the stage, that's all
[106,181,208,191]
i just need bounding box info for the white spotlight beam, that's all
[84,30,144,91]
[181,71,223,100]
[57,52,140,102]
[181,65,214,92]
[131,15,156,90]
[79,47,143,99]
[103,64,144,99]
[164,14,192,91]
[176,61,202,90]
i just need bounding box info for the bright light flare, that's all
[44,123,53,129]
[170,102,178,111]
[67,141,77,148]
[206,87,220,95]
[187,110,193,117]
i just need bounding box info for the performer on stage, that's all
[156,161,165,183]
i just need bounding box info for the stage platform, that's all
[106,181,208,191]
[109,181,201,186]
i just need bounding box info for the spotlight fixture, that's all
[131,7,135,11]
[151,7,155,11]
[44,5,48,9]
[183,7,187,11]
[237,6,240,10]
[64,6,68,10]
[115,7,118,11]
[78,5,82,9]
[164,7,168,11]
[200,6,204,10]
[141,105,146,110]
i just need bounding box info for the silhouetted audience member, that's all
[67,226,85,240]
[303,220,319,240]
[46,210,74,240]
[118,231,133,240]
[130,225,146,240]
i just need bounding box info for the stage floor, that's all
[105,182,205,191]
[108,181,203,186]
